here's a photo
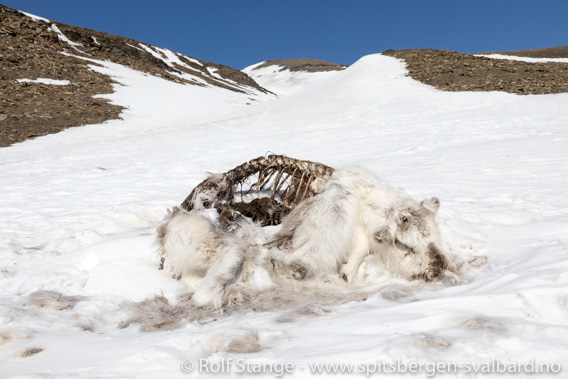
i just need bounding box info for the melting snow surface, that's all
[17,78,71,85]
[136,43,245,91]
[1,53,568,378]
[48,24,83,48]
[477,53,568,64]
[20,11,50,23]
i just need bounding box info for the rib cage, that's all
[181,155,335,225]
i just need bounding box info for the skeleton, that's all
[180,154,334,226]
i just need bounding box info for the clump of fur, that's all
[121,283,368,330]
[25,290,85,310]
[225,330,262,354]
[120,295,189,332]
[458,316,507,335]
[0,330,32,346]
[21,347,43,357]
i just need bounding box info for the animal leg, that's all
[191,249,245,309]
[340,228,370,283]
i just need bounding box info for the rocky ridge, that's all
[382,48,568,95]
[481,46,568,59]
[250,58,346,73]
[0,4,268,147]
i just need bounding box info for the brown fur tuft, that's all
[225,330,262,354]
[25,290,85,310]
[410,243,451,281]
[21,347,43,357]
[459,316,507,334]
[120,295,189,332]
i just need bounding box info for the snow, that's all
[138,43,202,74]
[243,62,343,97]
[48,24,87,55]
[477,53,568,64]
[136,43,247,92]
[2,51,568,378]
[49,24,83,48]
[206,67,222,79]
[126,43,146,53]
[20,11,50,23]
[17,78,71,85]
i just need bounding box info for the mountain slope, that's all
[243,58,346,97]
[1,47,568,377]
[482,45,568,59]
[0,4,269,147]
[382,48,568,94]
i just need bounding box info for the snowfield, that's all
[1,48,568,378]
[243,62,343,98]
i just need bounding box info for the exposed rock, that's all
[0,5,122,147]
[251,58,346,72]
[382,48,568,95]
[481,46,568,59]
[0,4,268,147]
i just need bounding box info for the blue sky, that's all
[4,0,568,69]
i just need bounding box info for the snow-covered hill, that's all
[2,29,568,378]
[0,4,271,147]
[243,59,345,97]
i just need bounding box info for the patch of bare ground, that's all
[382,48,568,95]
[252,58,346,72]
[480,46,568,59]
[0,5,124,147]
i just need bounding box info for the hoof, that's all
[224,290,247,307]
[291,263,307,280]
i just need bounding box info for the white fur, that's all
[160,212,219,289]
[160,210,270,308]
[158,167,454,308]
[274,167,453,282]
